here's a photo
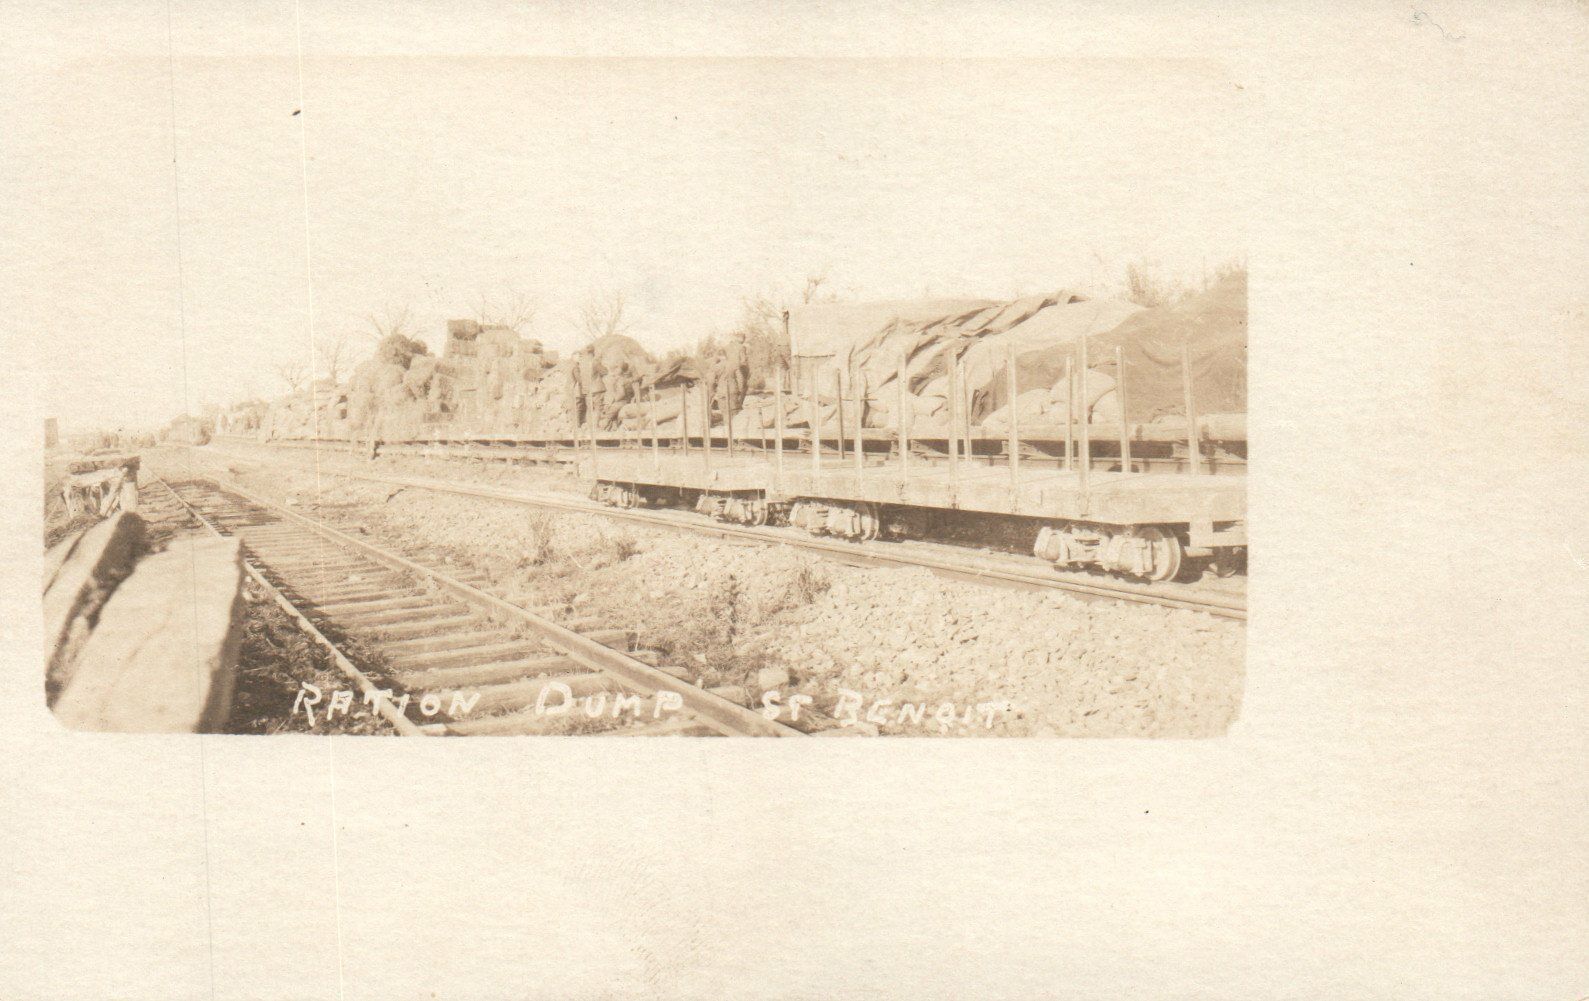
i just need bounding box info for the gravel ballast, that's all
[151,446,1245,737]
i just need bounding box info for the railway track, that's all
[202,444,1247,620]
[149,475,803,737]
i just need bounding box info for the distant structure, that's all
[44,417,59,450]
[161,415,211,446]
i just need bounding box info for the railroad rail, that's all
[201,444,1247,620]
[149,474,803,737]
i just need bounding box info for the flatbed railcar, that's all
[268,412,1248,580]
[583,424,1246,583]
[218,427,1247,582]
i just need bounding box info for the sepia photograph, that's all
[8,4,1584,999]
[41,56,1246,738]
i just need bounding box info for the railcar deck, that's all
[586,450,1244,533]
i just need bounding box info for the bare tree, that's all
[363,302,415,343]
[572,289,630,344]
[274,359,309,394]
[707,273,837,389]
[738,272,835,341]
[317,331,353,384]
[474,288,538,334]
[1124,262,1186,308]
[800,271,829,304]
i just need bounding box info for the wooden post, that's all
[701,381,712,476]
[962,347,974,467]
[649,386,660,470]
[852,363,864,475]
[808,362,822,484]
[773,365,785,490]
[896,357,909,482]
[1006,344,1020,509]
[833,369,845,462]
[947,347,959,499]
[1115,345,1131,474]
[581,379,598,477]
[1063,356,1074,473]
[579,384,589,450]
[726,377,735,458]
[1182,343,1200,475]
[680,384,689,455]
[1079,334,1091,498]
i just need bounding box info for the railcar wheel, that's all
[1136,526,1183,582]
[859,502,881,541]
[1209,546,1245,577]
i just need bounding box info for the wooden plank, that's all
[53,536,244,733]
[43,512,145,702]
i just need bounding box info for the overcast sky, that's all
[17,17,1245,433]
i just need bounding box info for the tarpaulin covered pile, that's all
[960,297,1143,422]
[787,298,997,361]
[1086,271,1247,423]
[776,274,1246,432]
[782,292,1145,430]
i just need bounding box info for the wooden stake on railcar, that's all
[963,345,975,468]
[1182,342,1200,475]
[852,363,864,475]
[1116,345,1131,474]
[947,345,960,501]
[773,364,785,490]
[679,383,689,456]
[649,386,660,471]
[897,356,909,482]
[1006,343,1020,509]
[701,381,712,476]
[726,368,737,457]
[808,363,821,485]
[833,369,845,463]
[585,383,599,477]
[1063,356,1074,473]
[1079,333,1091,503]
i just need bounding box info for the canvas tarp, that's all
[782,291,1138,430]
[648,355,703,389]
[1085,271,1247,423]
[837,293,1070,391]
[786,298,997,360]
[769,276,1245,432]
[957,297,1143,420]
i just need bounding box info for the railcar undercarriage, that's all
[591,480,1245,584]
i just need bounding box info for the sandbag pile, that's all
[217,400,268,435]
[259,380,349,441]
[434,322,561,432]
